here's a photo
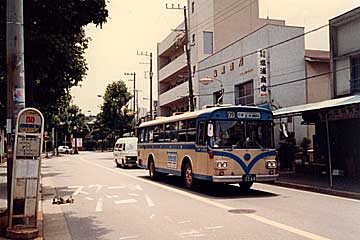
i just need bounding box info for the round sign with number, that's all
[18,109,43,133]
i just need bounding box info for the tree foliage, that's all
[0,0,108,127]
[96,81,133,139]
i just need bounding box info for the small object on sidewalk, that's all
[52,195,74,205]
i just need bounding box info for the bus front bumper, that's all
[212,174,279,183]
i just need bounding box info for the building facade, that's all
[157,0,285,116]
[330,6,360,97]
[198,24,308,145]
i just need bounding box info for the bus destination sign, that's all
[227,111,261,119]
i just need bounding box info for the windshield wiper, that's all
[246,137,264,150]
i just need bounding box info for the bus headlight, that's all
[216,161,228,169]
[266,160,277,169]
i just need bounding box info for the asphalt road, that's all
[41,152,360,240]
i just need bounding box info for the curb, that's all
[272,181,360,200]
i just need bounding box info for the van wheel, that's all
[149,159,158,180]
[122,159,127,169]
[115,159,121,168]
[183,162,193,189]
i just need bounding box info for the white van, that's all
[113,137,138,168]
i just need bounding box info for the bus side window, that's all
[148,127,154,142]
[187,119,197,142]
[197,122,206,146]
[178,121,187,142]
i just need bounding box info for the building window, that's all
[221,66,226,74]
[192,33,195,44]
[203,31,213,54]
[351,55,360,93]
[230,62,235,71]
[191,2,195,13]
[235,81,254,106]
[213,90,223,104]
[213,69,218,77]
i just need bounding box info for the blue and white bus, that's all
[137,105,278,190]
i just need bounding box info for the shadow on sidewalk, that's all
[44,211,112,240]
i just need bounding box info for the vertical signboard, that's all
[8,108,44,234]
[257,49,269,98]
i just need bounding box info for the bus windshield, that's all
[209,120,273,149]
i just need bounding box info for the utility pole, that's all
[166,4,195,112]
[137,51,153,119]
[6,0,26,210]
[125,72,136,112]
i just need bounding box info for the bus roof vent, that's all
[172,112,185,116]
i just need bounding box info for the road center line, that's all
[95,198,103,212]
[114,199,137,204]
[145,194,155,207]
[79,157,332,240]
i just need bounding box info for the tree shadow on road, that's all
[138,175,279,200]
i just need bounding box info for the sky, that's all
[71,0,360,115]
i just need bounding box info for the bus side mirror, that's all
[207,123,214,137]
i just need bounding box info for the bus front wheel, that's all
[183,162,193,189]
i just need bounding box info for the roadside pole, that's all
[6,0,26,212]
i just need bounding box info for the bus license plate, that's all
[243,174,256,182]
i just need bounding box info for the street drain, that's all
[228,209,256,214]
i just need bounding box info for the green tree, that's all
[97,81,133,143]
[0,0,108,126]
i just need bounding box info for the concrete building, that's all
[330,6,360,97]
[198,23,307,145]
[157,0,285,116]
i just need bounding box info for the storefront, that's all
[273,95,360,187]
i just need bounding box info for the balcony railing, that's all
[158,53,187,82]
[159,81,188,106]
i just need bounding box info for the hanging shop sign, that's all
[319,104,360,121]
[257,49,269,98]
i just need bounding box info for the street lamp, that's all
[199,76,224,105]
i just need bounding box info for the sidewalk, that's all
[273,172,360,200]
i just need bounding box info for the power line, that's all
[196,23,329,73]
[194,62,359,98]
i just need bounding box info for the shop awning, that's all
[273,95,360,118]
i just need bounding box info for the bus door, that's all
[196,121,209,176]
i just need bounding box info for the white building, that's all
[198,24,307,145]
[157,0,285,116]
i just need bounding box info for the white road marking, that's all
[89,184,103,193]
[108,186,126,190]
[112,195,119,198]
[114,199,137,204]
[95,198,103,212]
[106,195,113,199]
[85,197,94,201]
[68,186,89,196]
[119,235,139,240]
[128,193,139,197]
[204,226,224,230]
[150,214,155,219]
[127,185,137,191]
[135,184,143,191]
[247,214,330,240]
[178,220,191,224]
[79,157,333,240]
[179,230,200,235]
[145,194,155,207]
